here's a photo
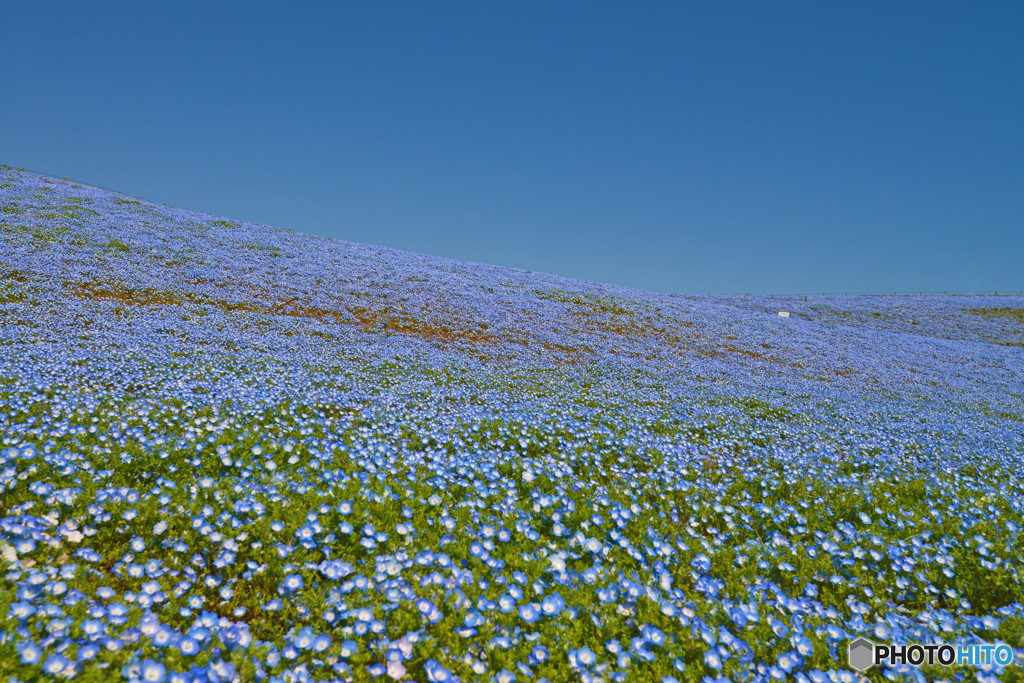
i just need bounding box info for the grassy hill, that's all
[1,165,1022,682]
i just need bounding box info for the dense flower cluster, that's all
[1,166,1022,682]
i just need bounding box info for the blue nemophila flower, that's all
[777,650,802,673]
[139,659,167,682]
[642,624,666,646]
[313,633,331,652]
[386,660,407,678]
[631,637,656,663]
[294,626,316,650]
[541,592,565,616]
[281,574,304,593]
[425,659,455,682]
[179,637,200,656]
[82,618,105,637]
[569,646,597,669]
[519,602,541,623]
[43,654,70,676]
[769,617,789,637]
[792,635,814,657]
[152,625,175,647]
[18,641,41,665]
[10,601,35,619]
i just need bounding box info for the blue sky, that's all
[2,2,1021,295]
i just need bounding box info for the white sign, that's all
[778,311,790,318]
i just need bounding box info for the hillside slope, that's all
[1,166,1022,682]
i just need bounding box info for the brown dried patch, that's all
[65,281,185,306]
[1,268,29,283]
[967,307,1024,324]
[63,279,520,351]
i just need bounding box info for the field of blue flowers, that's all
[1,166,1022,682]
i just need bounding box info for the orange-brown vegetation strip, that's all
[65,281,349,322]
[549,295,812,366]
[967,307,1024,324]
[63,280,525,350]
[345,305,500,346]
[62,280,832,367]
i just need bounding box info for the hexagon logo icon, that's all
[848,637,875,671]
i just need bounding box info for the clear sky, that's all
[2,2,1022,295]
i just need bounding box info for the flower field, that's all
[1,166,1023,682]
